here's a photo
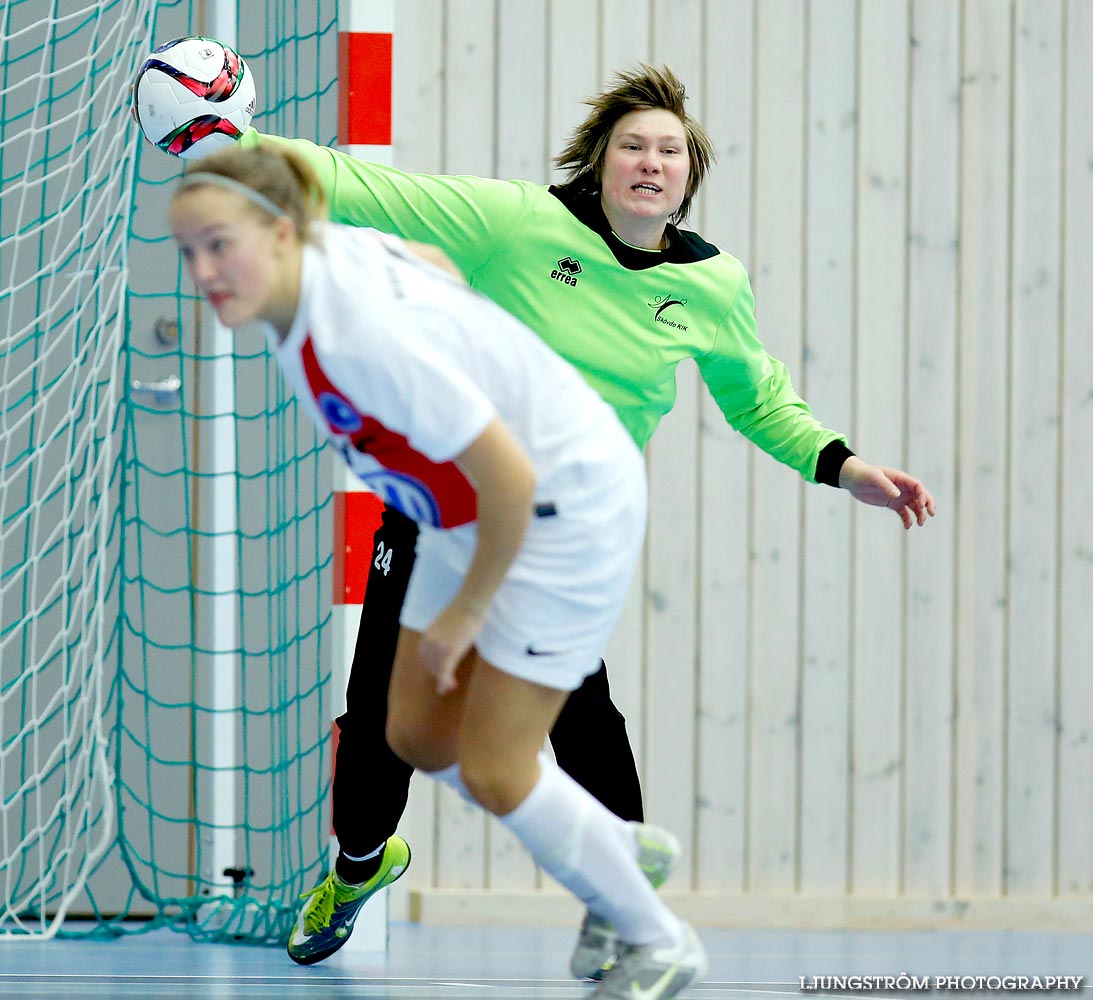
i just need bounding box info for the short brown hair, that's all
[176,143,327,243]
[554,64,714,223]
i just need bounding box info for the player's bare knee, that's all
[386,716,453,772]
[459,760,525,816]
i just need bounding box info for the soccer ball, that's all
[133,36,256,159]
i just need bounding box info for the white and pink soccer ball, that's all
[133,36,256,159]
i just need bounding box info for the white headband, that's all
[178,171,285,219]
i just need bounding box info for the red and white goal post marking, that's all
[328,0,393,955]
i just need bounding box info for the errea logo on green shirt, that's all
[648,294,689,331]
[550,256,582,286]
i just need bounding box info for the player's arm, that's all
[696,273,848,483]
[419,418,537,694]
[698,272,935,526]
[240,130,530,277]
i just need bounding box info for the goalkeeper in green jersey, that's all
[239,65,934,983]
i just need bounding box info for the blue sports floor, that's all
[0,923,1089,998]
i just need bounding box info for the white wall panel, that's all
[1058,0,1093,900]
[904,0,959,898]
[1006,0,1064,898]
[954,0,1010,900]
[799,0,856,897]
[850,0,909,899]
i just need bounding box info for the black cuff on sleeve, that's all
[815,440,856,488]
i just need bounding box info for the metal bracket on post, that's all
[130,375,182,408]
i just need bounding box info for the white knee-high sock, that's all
[495,755,682,948]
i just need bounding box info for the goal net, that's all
[1,1,339,941]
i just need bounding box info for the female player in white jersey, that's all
[168,143,707,1000]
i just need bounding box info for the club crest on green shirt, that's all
[648,294,689,330]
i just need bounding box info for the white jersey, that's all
[268,223,639,530]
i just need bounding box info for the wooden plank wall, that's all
[381,0,1093,927]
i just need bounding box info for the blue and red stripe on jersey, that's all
[301,335,477,528]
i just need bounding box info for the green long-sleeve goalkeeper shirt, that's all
[244,131,850,483]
